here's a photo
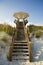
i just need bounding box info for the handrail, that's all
[23,22,32,62]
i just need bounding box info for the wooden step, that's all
[13,49,28,51]
[17,27,24,29]
[12,52,29,55]
[13,46,28,49]
[12,58,29,61]
[13,44,28,46]
[13,50,28,52]
[13,47,28,49]
[12,54,29,56]
[14,41,27,43]
[12,56,29,60]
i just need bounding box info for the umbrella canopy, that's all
[13,12,29,19]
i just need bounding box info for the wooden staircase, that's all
[8,22,32,62]
[12,41,29,60]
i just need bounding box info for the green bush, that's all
[35,33,41,38]
[1,36,7,42]
[0,24,14,36]
[35,31,43,38]
[7,55,12,61]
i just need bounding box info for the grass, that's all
[0,24,14,36]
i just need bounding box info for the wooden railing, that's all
[7,29,16,61]
[23,22,32,62]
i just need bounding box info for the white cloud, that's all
[26,22,43,27]
[0,19,16,27]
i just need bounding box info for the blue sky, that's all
[0,0,43,27]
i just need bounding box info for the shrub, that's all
[0,24,14,36]
[1,36,7,42]
[35,31,43,38]
[7,55,12,61]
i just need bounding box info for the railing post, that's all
[7,43,13,61]
[29,42,32,62]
